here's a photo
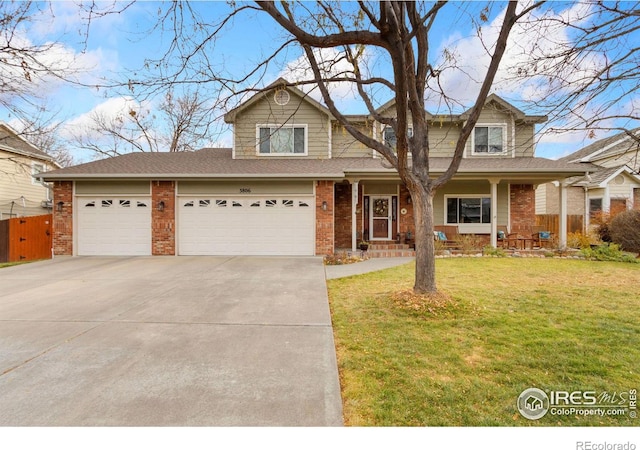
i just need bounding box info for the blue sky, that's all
[2,1,637,163]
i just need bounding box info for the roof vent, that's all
[274,89,290,106]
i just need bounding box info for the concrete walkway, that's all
[324,257,414,280]
[0,256,342,426]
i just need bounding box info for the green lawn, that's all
[327,258,640,426]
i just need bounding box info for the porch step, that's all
[365,242,415,258]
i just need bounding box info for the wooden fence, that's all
[535,214,583,236]
[0,214,53,263]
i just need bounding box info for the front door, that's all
[370,196,392,240]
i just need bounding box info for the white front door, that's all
[369,196,392,240]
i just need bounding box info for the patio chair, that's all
[532,230,554,248]
[433,225,460,249]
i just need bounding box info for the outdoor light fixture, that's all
[322,201,328,211]
[406,196,412,204]
[157,201,165,212]
[56,201,64,212]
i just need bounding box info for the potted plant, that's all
[358,241,369,251]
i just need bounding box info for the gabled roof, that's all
[374,93,546,124]
[0,122,56,163]
[223,77,333,123]
[559,128,640,164]
[568,164,640,188]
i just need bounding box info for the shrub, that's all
[580,243,639,263]
[324,251,367,265]
[483,246,506,257]
[591,204,627,243]
[454,234,485,254]
[609,210,640,254]
[567,231,593,249]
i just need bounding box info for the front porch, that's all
[331,178,573,255]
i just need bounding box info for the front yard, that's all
[327,258,640,426]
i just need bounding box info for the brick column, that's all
[510,184,535,232]
[151,181,176,255]
[315,180,335,255]
[52,181,73,256]
[399,184,415,237]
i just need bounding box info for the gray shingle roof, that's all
[559,128,640,164]
[41,147,589,180]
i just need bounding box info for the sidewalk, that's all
[324,257,414,280]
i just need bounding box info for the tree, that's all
[506,2,640,144]
[130,1,539,293]
[69,89,218,157]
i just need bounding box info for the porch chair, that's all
[496,226,509,248]
[531,225,553,248]
[433,225,460,249]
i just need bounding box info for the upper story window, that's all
[472,125,506,155]
[257,124,307,156]
[383,127,413,149]
[31,162,45,185]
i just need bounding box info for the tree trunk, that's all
[411,184,437,294]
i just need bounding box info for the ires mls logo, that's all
[517,388,550,420]
[517,387,638,420]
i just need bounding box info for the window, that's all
[473,126,505,154]
[383,127,412,149]
[119,200,131,207]
[589,198,602,219]
[32,163,45,185]
[447,197,491,224]
[258,125,306,155]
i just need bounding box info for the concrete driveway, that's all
[0,256,342,426]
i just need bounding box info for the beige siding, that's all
[535,184,548,214]
[596,154,639,168]
[539,183,584,215]
[178,180,314,195]
[233,92,330,159]
[331,121,374,158]
[75,181,151,195]
[0,149,52,218]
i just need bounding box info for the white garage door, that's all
[77,197,152,255]
[179,196,315,255]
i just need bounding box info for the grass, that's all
[327,258,640,426]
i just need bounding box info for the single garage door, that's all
[178,196,315,255]
[77,197,152,255]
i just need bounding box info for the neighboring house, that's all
[0,122,59,219]
[42,79,587,257]
[536,128,640,229]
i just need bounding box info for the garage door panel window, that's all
[102,200,112,207]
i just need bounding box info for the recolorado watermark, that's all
[517,387,637,420]
[576,442,636,450]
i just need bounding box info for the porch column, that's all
[351,180,359,252]
[559,181,568,248]
[489,178,500,247]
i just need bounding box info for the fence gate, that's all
[0,214,53,263]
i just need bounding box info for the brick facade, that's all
[52,181,73,256]
[398,185,415,240]
[510,184,535,232]
[334,183,351,248]
[151,181,176,256]
[315,180,334,255]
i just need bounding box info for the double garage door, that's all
[178,196,315,255]
[76,194,315,256]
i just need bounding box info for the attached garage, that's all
[177,181,315,256]
[75,182,152,256]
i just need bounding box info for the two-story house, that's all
[536,128,640,230]
[42,79,588,256]
[1,122,58,219]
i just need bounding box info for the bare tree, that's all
[69,89,217,157]
[508,2,640,144]
[127,1,539,294]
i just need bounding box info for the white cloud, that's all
[61,96,143,138]
[428,2,604,110]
